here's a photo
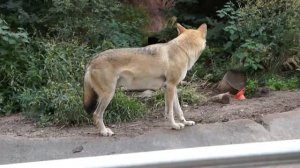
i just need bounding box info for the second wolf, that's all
[84,23,207,136]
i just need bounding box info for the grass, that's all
[139,83,208,110]
[267,77,299,91]
[105,89,147,124]
[246,75,300,98]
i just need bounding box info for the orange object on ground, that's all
[234,88,246,100]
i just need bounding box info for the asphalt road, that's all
[1,108,300,166]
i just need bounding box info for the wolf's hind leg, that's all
[91,68,117,136]
[164,104,168,119]
[93,92,115,136]
[174,91,195,126]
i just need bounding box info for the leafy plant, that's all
[235,0,299,73]
[0,18,29,115]
[246,79,259,97]
[267,77,299,91]
[208,0,300,77]
[230,39,267,72]
[216,2,267,73]
[105,90,147,124]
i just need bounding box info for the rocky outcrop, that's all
[128,0,175,33]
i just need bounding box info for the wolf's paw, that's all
[183,120,195,126]
[171,122,185,130]
[100,128,114,137]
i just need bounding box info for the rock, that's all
[217,70,246,94]
[72,145,83,153]
[183,104,188,108]
[221,118,229,122]
[137,90,154,98]
[282,56,300,71]
[254,87,270,97]
[180,81,188,85]
[130,0,175,33]
[209,92,231,104]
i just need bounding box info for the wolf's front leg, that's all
[173,91,195,126]
[166,84,185,130]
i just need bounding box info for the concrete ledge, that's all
[262,108,300,140]
[1,108,300,164]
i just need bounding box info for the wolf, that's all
[84,23,207,136]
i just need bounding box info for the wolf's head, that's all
[175,23,207,60]
[176,23,207,52]
[176,23,207,37]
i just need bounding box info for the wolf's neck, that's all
[170,36,202,70]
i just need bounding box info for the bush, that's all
[188,47,227,82]
[45,0,148,48]
[18,82,88,126]
[219,0,300,74]
[16,40,91,125]
[0,18,29,115]
[0,1,150,125]
[12,40,148,126]
[105,90,147,124]
[245,79,259,97]
[169,0,300,81]
[1,0,149,48]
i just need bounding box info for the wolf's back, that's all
[83,70,97,113]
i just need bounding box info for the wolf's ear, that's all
[176,23,186,35]
[198,23,207,38]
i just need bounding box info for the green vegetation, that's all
[1,0,299,126]
[172,0,300,78]
[172,0,300,94]
[267,77,299,91]
[144,84,207,110]
[105,90,147,124]
[246,75,299,97]
[220,0,300,74]
[0,0,148,125]
[0,18,30,115]
[245,79,259,97]
[17,41,92,126]
[178,85,208,106]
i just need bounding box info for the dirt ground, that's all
[0,91,299,138]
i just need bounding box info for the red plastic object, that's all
[234,88,246,100]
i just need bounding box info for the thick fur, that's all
[84,23,207,136]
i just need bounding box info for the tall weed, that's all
[0,18,29,115]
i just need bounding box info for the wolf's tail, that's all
[83,70,97,114]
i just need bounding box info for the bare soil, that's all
[0,91,299,138]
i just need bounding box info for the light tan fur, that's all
[84,23,207,136]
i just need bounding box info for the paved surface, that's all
[1,108,300,165]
